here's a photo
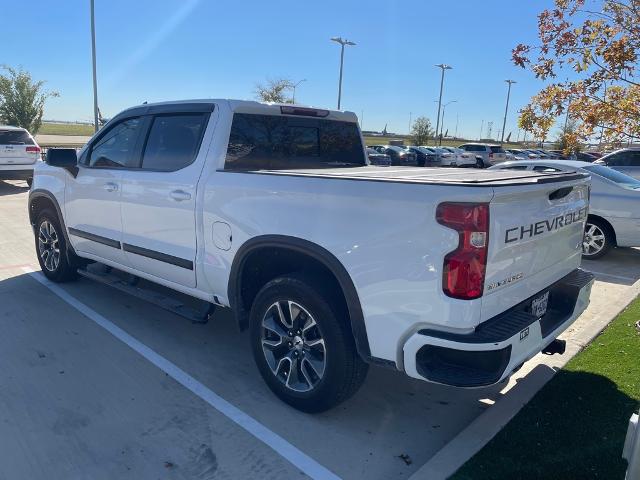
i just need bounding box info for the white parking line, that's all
[24,268,340,480]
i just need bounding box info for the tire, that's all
[582,217,613,260]
[35,209,79,282]
[476,159,485,169]
[249,273,368,413]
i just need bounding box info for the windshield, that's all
[584,165,640,189]
[0,130,34,145]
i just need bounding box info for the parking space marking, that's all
[25,268,340,480]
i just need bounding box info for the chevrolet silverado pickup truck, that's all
[29,100,594,412]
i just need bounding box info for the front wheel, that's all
[582,218,613,259]
[35,209,79,282]
[249,273,368,413]
[475,158,485,168]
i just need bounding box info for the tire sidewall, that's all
[35,210,73,281]
[249,275,355,412]
[582,219,612,260]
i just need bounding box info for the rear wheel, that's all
[249,273,368,413]
[476,158,484,168]
[35,209,79,282]
[582,218,613,259]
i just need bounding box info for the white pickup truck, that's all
[29,100,594,412]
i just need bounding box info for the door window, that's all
[88,118,142,168]
[141,114,208,171]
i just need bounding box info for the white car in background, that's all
[0,125,41,186]
[440,147,478,167]
[490,160,640,259]
[419,146,457,166]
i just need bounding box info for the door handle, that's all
[169,190,191,201]
[104,182,119,192]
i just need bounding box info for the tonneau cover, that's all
[238,166,588,187]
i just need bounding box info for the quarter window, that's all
[88,118,142,168]
[141,114,207,171]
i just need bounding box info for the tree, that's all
[513,0,640,147]
[254,78,294,103]
[0,66,58,134]
[555,118,581,153]
[410,117,434,146]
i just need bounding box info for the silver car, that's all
[419,146,457,166]
[440,147,477,167]
[457,143,507,167]
[490,160,640,259]
[595,148,640,180]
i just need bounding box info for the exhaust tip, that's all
[542,339,566,355]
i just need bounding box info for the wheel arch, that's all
[28,189,76,254]
[228,235,375,363]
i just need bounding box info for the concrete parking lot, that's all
[1,179,639,480]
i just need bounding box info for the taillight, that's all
[436,202,489,300]
[26,146,41,153]
[489,152,494,159]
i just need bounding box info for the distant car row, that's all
[368,144,482,168]
[491,159,640,259]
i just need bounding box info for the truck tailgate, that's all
[482,177,590,321]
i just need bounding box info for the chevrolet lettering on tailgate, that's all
[504,207,588,244]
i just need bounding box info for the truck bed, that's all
[237,166,587,187]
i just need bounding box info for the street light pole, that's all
[90,0,99,132]
[439,100,457,145]
[500,79,516,144]
[292,79,306,104]
[434,64,452,147]
[331,37,356,110]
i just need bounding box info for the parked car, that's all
[366,147,391,166]
[403,146,438,166]
[31,99,594,412]
[369,145,418,166]
[420,146,458,166]
[507,149,535,160]
[490,160,640,259]
[0,125,41,186]
[595,148,640,180]
[440,147,478,167]
[458,143,506,167]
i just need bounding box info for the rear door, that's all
[481,175,590,320]
[0,129,39,165]
[120,107,213,288]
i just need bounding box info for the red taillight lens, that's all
[26,146,41,153]
[489,152,494,158]
[436,202,489,300]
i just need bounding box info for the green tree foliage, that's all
[0,66,59,133]
[410,117,434,146]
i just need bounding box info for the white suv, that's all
[458,143,507,167]
[0,126,41,186]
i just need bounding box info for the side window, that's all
[629,151,640,166]
[88,118,142,168]
[503,165,528,170]
[606,152,625,166]
[141,114,207,171]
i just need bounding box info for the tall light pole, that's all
[292,79,306,104]
[500,79,516,144]
[90,0,99,132]
[331,37,356,110]
[434,64,452,147]
[454,113,459,139]
[480,119,484,140]
[439,100,457,145]
[409,112,412,134]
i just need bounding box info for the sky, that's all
[0,0,557,140]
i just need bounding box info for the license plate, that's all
[531,291,549,318]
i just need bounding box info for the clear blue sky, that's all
[1,0,556,139]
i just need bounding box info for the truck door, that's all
[66,116,146,266]
[119,108,213,288]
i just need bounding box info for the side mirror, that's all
[45,148,78,177]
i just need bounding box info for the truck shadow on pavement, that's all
[0,180,29,197]
[453,367,635,480]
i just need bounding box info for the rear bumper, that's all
[403,268,594,387]
[0,164,34,180]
